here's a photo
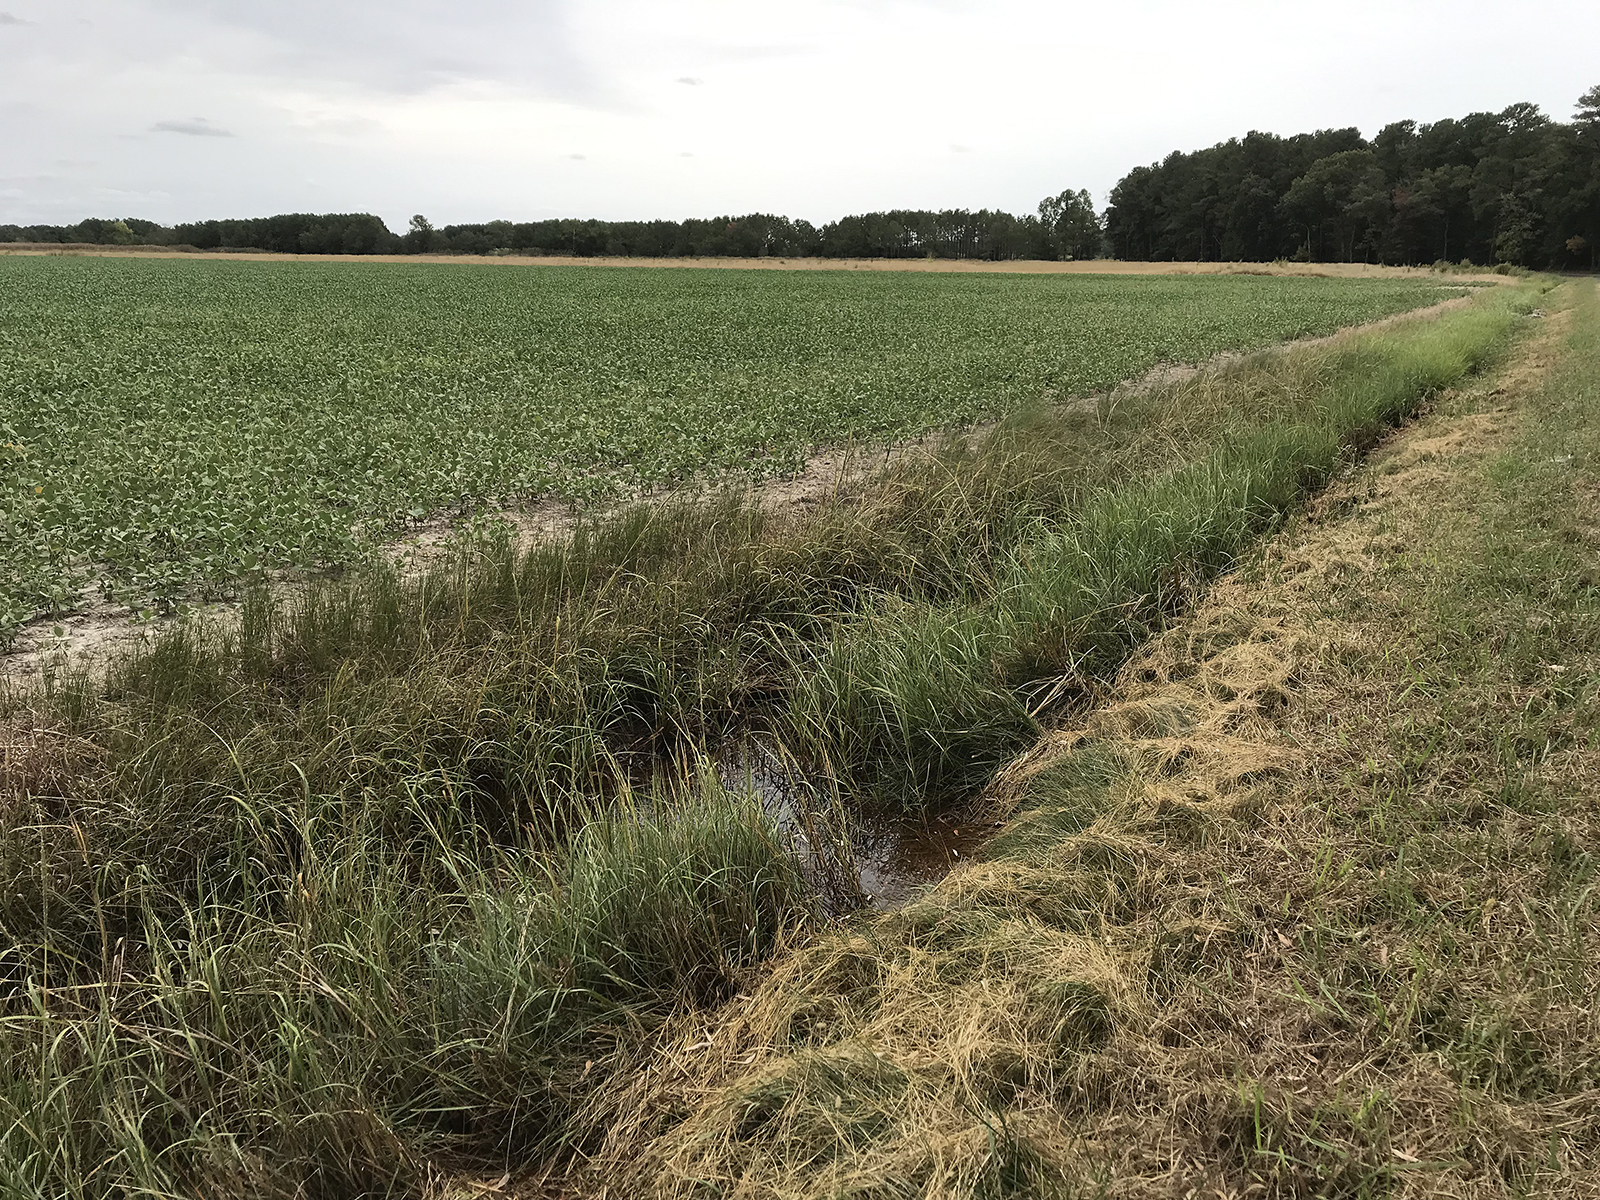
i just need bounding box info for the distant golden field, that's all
[0,241,1502,280]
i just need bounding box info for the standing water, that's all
[717,738,998,910]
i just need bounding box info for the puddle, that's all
[850,814,995,908]
[717,738,997,910]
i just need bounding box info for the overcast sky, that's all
[3,0,1598,229]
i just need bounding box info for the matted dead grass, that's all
[0,712,101,804]
[522,287,1598,1198]
[555,596,1325,1199]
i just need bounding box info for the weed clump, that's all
[0,787,806,1198]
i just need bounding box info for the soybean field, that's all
[0,256,1455,631]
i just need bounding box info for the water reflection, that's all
[716,737,997,911]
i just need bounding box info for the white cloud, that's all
[144,0,597,99]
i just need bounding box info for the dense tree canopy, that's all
[1105,88,1600,268]
[1038,188,1103,260]
[0,205,1097,262]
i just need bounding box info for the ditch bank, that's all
[545,281,1591,1200]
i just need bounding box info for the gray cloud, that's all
[676,76,703,86]
[147,0,599,101]
[152,117,234,137]
[0,12,29,24]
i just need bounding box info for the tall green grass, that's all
[0,286,1536,1196]
[786,300,1519,799]
[0,777,801,1198]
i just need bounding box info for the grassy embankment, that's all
[576,281,1600,1198]
[0,282,1544,1197]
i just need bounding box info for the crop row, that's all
[0,257,1455,631]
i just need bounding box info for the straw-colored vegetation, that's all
[0,270,1579,1199]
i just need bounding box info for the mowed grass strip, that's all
[0,256,1457,629]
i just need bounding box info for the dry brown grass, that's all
[563,597,1319,1199]
[0,713,102,807]
[515,285,1600,1198]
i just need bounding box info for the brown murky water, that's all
[850,812,996,908]
[717,738,996,910]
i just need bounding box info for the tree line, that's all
[0,213,399,257]
[0,190,1102,263]
[1106,86,1599,268]
[3,86,1594,267]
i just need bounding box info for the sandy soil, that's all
[0,243,1509,282]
